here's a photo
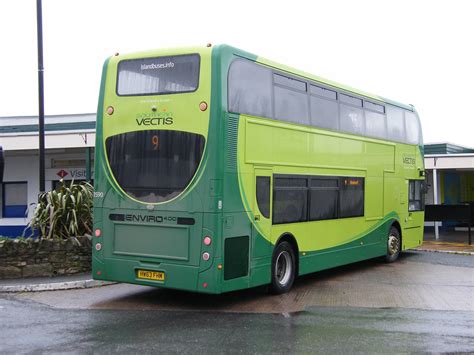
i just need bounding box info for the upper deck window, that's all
[340,94,362,107]
[228,60,273,118]
[116,54,200,96]
[405,111,421,145]
[310,85,337,100]
[227,59,422,145]
[274,74,307,92]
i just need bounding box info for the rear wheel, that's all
[385,226,401,263]
[270,241,296,294]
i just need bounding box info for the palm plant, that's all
[27,180,93,239]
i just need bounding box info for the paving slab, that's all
[416,241,474,255]
[0,272,114,293]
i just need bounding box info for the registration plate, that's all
[137,270,165,281]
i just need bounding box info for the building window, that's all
[409,180,424,211]
[2,182,27,218]
[256,176,270,218]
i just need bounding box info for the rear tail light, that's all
[94,229,101,237]
[203,236,211,246]
[95,243,102,251]
[199,101,208,111]
[202,252,210,261]
[106,106,114,115]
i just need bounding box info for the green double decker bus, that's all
[93,44,424,294]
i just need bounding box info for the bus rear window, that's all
[106,130,205,203]
[116,54,200,96]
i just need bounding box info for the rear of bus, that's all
[92,46,222,293]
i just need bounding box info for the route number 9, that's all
[152,135,159,150]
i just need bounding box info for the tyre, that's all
[385,226,401,263]
[270,241,296,294]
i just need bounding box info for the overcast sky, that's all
[1,0,473,147]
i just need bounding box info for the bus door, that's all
[406,179,425,229]
[252,168,273,259]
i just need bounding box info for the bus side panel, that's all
[220,211,253,293]
[298,218,390,276]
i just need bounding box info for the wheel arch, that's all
[275,233,300,276]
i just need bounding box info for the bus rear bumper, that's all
[92,256,221,294]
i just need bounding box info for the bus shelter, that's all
[424,143,474,242]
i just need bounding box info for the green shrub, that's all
[27,180,93,239]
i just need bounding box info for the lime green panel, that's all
[237,114,418,252]
[102,47,212,139]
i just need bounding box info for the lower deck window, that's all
[256,177,270,218]
[273,188,308,224]
[310,189,338,220]
[1,182,27,218]
[339,177,364,218]
[271,175,364,224]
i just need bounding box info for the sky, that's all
[0,0,473,147]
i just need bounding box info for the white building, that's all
[0,113,95,237]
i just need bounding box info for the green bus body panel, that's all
[92,44,424,294]
[114,223,190,261]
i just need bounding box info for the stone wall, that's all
[0,236,92,279]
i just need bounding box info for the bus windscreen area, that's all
[105,130,205,203]
[116,54,200,96]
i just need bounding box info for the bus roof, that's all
[214,44,414,112]
[111,44,415,112]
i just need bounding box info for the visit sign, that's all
[46,168,94,181]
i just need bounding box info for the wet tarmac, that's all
[1,251,473,352]
[0,296,472,353]
[16,251,474,313]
